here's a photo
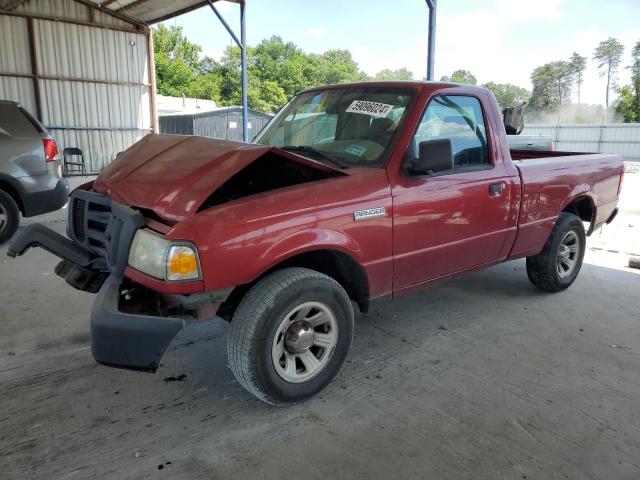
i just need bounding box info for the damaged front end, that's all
[7,135,348,371]
[7,189,220,371]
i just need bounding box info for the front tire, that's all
[227,267,354,405]
[0,190,20,245]
[526,213,586,292]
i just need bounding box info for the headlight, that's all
[128,229,200,281]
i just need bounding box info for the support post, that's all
[147,28,158,134]
[207,0,248,142]
[426,0,437,81]
[26,17,43,122]
[240,1,248,142]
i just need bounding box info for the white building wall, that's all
[521,124,640,162]
[0,2,154,172]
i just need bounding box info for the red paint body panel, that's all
[509,153,624,258]
[166,167,394,297]
[94,134,343,223]
[84,82,622,299]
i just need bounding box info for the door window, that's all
[413,95,490,170]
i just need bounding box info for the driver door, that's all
[392,94,514,290]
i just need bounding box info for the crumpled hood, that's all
[93,134,342,222]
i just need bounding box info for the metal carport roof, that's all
[0,0,436,143]
[0,0,241,27]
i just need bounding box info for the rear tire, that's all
[0,190,20,245]
[227,267,354,406]
[526,213,586,292]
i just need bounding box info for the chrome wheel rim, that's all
[271,301,338,383]
[0,203,7,233]
[557,230,580,279]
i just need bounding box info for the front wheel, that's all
[526,212,586,292]
[227,267,354,405]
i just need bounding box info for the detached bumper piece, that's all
[8,223,108,292]
[7,223,93,266]
[91,276,185,371]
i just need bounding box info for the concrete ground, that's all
[1,174,640,480]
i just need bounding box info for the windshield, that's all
[254,86,416,168]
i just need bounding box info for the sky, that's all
[160,0,640,106]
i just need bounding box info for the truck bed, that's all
[510,149,584,160]
[508,150,624,259]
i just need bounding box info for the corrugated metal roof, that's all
[0,0,242,26]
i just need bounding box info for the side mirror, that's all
[407,139,454,176]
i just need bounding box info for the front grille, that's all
[68,190,144,276]
[72,198,86,241]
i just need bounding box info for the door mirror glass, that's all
[407,139,454,176]
[406,95,490,176]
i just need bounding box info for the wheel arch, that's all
[561,194,596,234]
[0,174,25,215]
[218,248,371,321]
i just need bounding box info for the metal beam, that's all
[72,0,146,28]
[146,2,209,24]
[426,0,437,80]
[147,27,159,133]
[0,9,144,33]
[207,0,241,47]
[240,1,248,142]
[3,0,28,11]
[25,17,43,122]
[0,72,150,88]
[115,0,152,13]
[205,0,248,142]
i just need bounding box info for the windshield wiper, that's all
[280,145,350,169]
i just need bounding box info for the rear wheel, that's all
[227,267,354,405]
[0,190,20,245]
[526,213,586,292]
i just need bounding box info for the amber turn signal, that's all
[167,245,199,280]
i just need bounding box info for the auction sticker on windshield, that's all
[346,100,394,118]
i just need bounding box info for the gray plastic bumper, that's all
[91,276,185,371]
[7,223,93,266]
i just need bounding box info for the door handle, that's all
[489,182,505,197]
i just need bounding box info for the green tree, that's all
[153,24,202,69]
[310,50,368,85]
[570,52,587,104]
[615,40,640,123]
[216,43,291,113]
[153,25,202,97]
[550,61,575,106]
[248,80,288,113]
[374,68,414,80]
[441,69,477,85]
[529,61,574,112]
[483,82,530,109]
[629,40,640,121]
[614,85,637,122]
[253,36,313,97]
[593,37,624,107]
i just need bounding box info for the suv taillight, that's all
[43,138,59,162]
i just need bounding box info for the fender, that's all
[260,228,365,274]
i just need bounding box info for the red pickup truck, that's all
[9,82,623,405]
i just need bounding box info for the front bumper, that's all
[9,225,186,370]
[91,276,185,371]
[8,221,230,372]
